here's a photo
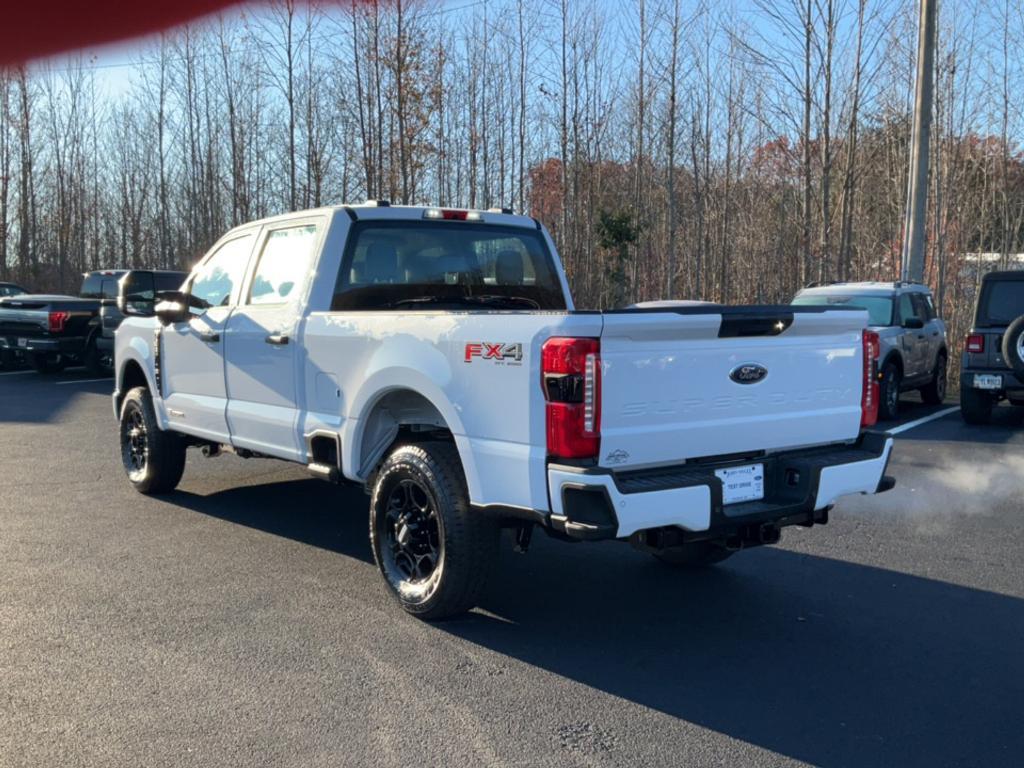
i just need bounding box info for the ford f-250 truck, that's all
[113,202,895,619]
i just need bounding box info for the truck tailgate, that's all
[598,307,867,469]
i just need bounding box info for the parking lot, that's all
[1,368,1022,767]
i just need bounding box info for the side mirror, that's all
[903,317,925,330]
[154,291,189,325]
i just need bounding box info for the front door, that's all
[897,293,926,379]
[224,221,321,461]
[162,233,256,442]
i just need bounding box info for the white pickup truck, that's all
[113,202,894,619]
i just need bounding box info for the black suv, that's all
[961,270,1024,423]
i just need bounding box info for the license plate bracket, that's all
[715,463,765,505]
[17,337,28,348]
[974,374,1002,390]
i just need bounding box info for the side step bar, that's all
[306,462,341,483]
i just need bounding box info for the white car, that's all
[113,202,895,619]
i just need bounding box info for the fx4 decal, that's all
[464,342,524,365]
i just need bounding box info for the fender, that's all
[113,329,167,428]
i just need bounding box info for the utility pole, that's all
[900,0,937,283]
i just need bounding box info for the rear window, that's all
[80,272,125,299]
[792,293,894,327]
[977,279,1024,326]
[331,221,566,311]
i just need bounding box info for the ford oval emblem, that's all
[730,363,768,385]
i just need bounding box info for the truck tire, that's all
[920,352,947,404]
[119,386,186,494]
[1001,315,1024,377]
[960,386,993,425]
[30,352,66,374]
[879,361,901,421]
[84,339,114,377]
[653,542,735,568]
[369,442,498,620]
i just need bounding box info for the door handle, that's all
[265,333,289,346]
[199,331,220,343]
[917,334,926,340]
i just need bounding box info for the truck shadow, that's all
[161,474,1023,766]
[447,537,1024,768]
[169,479,374,564]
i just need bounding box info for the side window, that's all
[155,273,186,292]
[190,234,254,310]
[247,225,318,305]
[916,293,936,321]
[908,292,930,322]
[898,294,916,325]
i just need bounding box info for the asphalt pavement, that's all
[1,368,1022,767]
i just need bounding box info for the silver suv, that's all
[792,282,948,420]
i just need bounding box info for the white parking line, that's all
[0,369,34,376]
[889,406,959,435]
[55,378,112,386]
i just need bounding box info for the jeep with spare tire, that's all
[960,270,1024,424]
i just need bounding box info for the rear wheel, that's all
[30,352,66,374]
[920,353,948,404]
[119,386,186,494]
[369,442,498,620]
[879,361,901,420]
[960,386,993,425]
[653,541,735,568]
[84,339,114,377]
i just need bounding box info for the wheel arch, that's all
[344,380,477,498]
[881,349,903,376]
[114,337,158,416]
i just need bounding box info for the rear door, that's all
[161,233,256,442]
[597,307,867,470]
[224,220,321,460]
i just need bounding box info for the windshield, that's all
[331,221,566,311]
[792,293,894,327]
[977,279,1024,326]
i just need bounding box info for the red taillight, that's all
[965,334,984,354]
[48,311,69,333]
[861,330,880,427]
[541,337,600,459]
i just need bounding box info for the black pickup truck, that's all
[0,270,125,373]
[961,270,1024,423]
[0,269,187,375]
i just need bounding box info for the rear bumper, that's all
[961,368,1024,393]
[0,334,84,356]
[545,432,894,541]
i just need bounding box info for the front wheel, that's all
[369,442,498,620]
[30,352,66,374]
[119,386,186,494]
[920,353,947,404]
[960,386,993,425]
[879,362,901,421]
[84,339,114,377]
